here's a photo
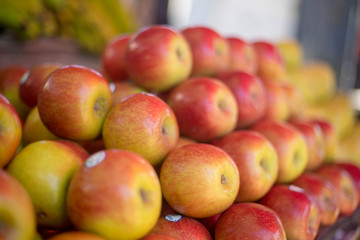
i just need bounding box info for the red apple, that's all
[101,34,131,82]
[102,93,179,166]
[167,77,238,142]
[215,202,286,240]
[217,71,266,128]
[181,26,229,77]
[280,82,304,118]
[140,233,180,240]
[151,214,211,240]
[19,62,62,108]
[197,213,222,238]
[47,231,105,240]
[315,164,359,215]
[226,37,257,74]
[213,130,278,202]
[336,162,360,205]
[0,93,22,168]
[37,65,112,141]
[67,149,162,239]
[109,81,146,106]
[260,184,321,240]
[160,143,239,218]
[251,120,308,183]
[126,25,192,91]
[292,172,340,226]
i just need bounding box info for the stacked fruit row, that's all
[1,24,360,240]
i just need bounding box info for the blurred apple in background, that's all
[226,37,257,74]
[335,121,360,166]
[167,77,238,142]
[315,164,358,216]
[213,130,278,202]
[19,62,62,108]
[335,163,360,205]
[0,93,22,168]
[252,120,308,183]
[280,82,304,118]
[67,149,162,240]
[102,93,179,166]
[0,65,30,119]
[48,231,105,240]
[0,169,36,240]
[276,39,303,72]
[215,203,286,240]
[217,71,266,129]
[151,214,211,240]
[109,81,146,105]
[6,140,87,229]
[181,26,229,77]
[101,34,131,82]
[292,172,340,226]
[260,184,321,240]
[37,65,113,141]
[160,143,239,218]
[126,25,192,91]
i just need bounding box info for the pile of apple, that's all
[1,24,360,240]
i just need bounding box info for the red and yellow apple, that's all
[109,81,146,106]
[226,37,257,74]
[336,162,360,205]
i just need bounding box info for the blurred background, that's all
[0,0,359,90]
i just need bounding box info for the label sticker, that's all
[164,214,183,222]
[19,71,30,84]
[85,151,106,168]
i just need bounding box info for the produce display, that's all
[1,23,360,240]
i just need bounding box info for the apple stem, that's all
[221,174,227,185]
[140,189,150,204]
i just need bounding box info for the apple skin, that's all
[160,143,239,218]
[19,63,62,108]
[140,233,180,240]
[47,231,105,240]
[289,119,326,171]
[126,25,192,92]
[181,26,229,77]
[37,65,113,141]
[109,81,146,106]
[102,93,179,166]
[67,149,162,240]
[217,71,266,129]
[6,140,87,229]
[276,40,303,72]
[259,184,321,240]
[251,120,308,183]
[101,34,131,82]
[280,82,304,118]
[226,37,257,74]
[0,93,22,168]
[336,162,360,205]
[292,172,340,226]
[167,77,238,142]
[252,41,286,81]
[197,213,222,238]
[151,214,212,240]
[0,65,31,119]
[315,164,359,216]
[0,169,37,240]
[215,202,286,240]
[213,130,278,202]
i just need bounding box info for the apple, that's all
[289,119,326,171]
[101,34,131,82]
[126,25,192,91]
[335,163,360,205]
[315,164,359,216]
[292,172,340,226]
[151,214,211,240]
[0,65,31,119]
[47,231,105,240]
[167,77,238,142]
[0,93,22,168]
[259,184,321,240]
[280,82,304,118]
[0,169,36,240]
[102,93,179,166]
[213,130,278,202]
[6,140,87,229]
[251,120,308,183]
[37,65,113,141]
[226,37,257,74]
[140,233,180,240]
[215,202,286,240]
[181,26,229,77]
[197,213,221,238]
[217,71,266,129]
[160,143,239,218]
[22,106,59,145]
[109,81,146,106]
[19,62,62,108]
[276,39,303,72]
[67,149,162,240]
[175,136,196,149]
[252,41,286,81]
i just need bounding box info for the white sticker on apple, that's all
[19,70,30,84]
[85,151,106,168]
[164,214,183,222]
